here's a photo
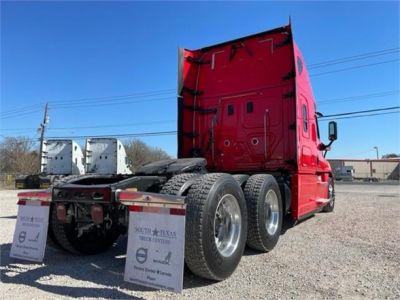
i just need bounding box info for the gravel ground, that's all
[1,183,399,299]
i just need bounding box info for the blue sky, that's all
[1,1,399,159]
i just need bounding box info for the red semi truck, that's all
[17,23,337,281]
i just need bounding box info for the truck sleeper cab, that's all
[178,23,336,220]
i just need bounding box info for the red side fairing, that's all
[178,25,297,173]
[292,43,332,219]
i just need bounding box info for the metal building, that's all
[328,159,400,181]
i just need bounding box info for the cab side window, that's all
[227,104,234,116]
[302,104,308,132]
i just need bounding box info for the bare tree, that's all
[382,153,400,159]
[124,139,171,171]
[0,137,39,174]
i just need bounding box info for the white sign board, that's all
[124,207,185,293]
[10,202,50,262]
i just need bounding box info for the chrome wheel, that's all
[323,179,335,213]
[214,194,242,257]
[264,190,280,236]
[328,183,334,203]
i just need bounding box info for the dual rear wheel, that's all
[244,174,283,252]
[162,172,283,280]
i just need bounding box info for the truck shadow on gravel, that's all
[1,238,150,299]
[1,236,215,297]
[243,215,315,256]
[1,214,319,296]
[0,215,17,219]
[1,216,317,296]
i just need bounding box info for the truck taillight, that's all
[91,204,104,224]
[17,191,51,206]
[56,204,67,222]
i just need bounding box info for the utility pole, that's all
[38,103,49,172]
[373,146,379,160]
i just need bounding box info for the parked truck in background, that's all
[19,23,338,281]
[85,138,132,175]
[15,139,85,189]
[333,165,379,182]
[15,138,132,189]
[41,139,85,176]
[334,166,354,181]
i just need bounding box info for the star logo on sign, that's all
[152,228,159,236]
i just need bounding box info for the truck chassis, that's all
[47,157,334,280]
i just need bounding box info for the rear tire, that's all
[47,204,64,250]
[160,173,200,196]
[244,174,283,252]
[185,173,247,281]
[232,174,249,188]
[48,203,121,255]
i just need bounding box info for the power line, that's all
[310,59,399,77]
[317,90,399,105]
[49,96,174,110]
[320,111,400,121]
[50,89,176,105]
[0,96,175,119]
[46,55,399,107]
[0,104,41,116]
[1,120,177,132]
[1,97,176,119]
[50,91,176,107]
[0,89,176,118]
[48,120,176,130]
[5,70,397,116]
[320,106,400,118]
[0,109,44,120]
[46,130,177,140]
[1,128,39,132]
[3,106,399,132]
[308,47,399,69]
[1,47,396,108]
[2,88,398,126]
[3,110,399,140]
[2,48,399,117]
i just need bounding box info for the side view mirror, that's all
[328,121,337,141]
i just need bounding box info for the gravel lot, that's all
[1,183,399,299]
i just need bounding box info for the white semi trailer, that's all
[41,139,85,175]
[85,138,132,175]
[15,139,85,189]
